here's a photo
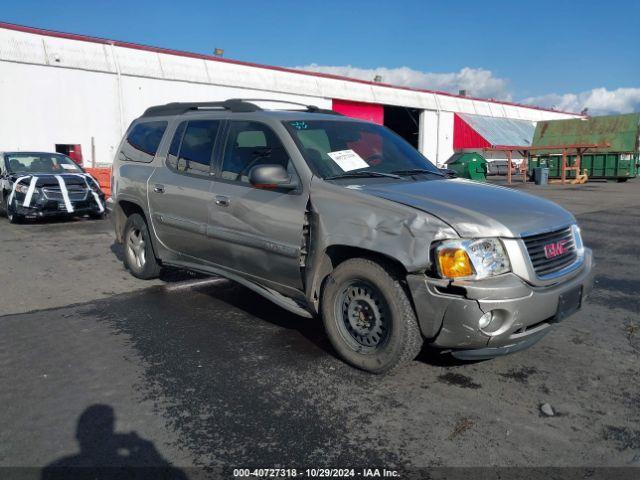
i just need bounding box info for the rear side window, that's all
[167,122,187,170]
[171,120,220,176]
[123,121,167,162]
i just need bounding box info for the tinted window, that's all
[167,122,187,170]
[175,120,220,176]
[222,121,290,183]
[125,121,167,162]
[5,153,82,174]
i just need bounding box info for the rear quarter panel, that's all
[112,117,174,242]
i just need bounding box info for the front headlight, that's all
[571,224,585,257]
[14,183,29,194]
[85,174,101,191]
[434,238,511,280]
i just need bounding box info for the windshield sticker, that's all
[290,121,308,130]
[326,149,369,172]
[60,164,76,170]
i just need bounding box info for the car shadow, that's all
[196,280,471,367]
[109,241,203,284]
[415,347,485,367]
[197,281,334,356]
[11,213,106,225]
[40,404,187,480]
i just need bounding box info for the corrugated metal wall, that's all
[0,25,580,165]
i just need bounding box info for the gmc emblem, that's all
[544,239,569,259]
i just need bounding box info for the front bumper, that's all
[407,249,594,358]
[13,197,105,218]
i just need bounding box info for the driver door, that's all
[206,120,308,290]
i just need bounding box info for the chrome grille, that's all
[42,185,88,202]
[523,226,578,278]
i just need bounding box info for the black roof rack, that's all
[142,99,260,117]
[238,99,343,115]
[141,98,342,117]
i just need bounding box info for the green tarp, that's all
[532,113,640,154]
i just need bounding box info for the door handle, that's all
[215,195,230,207]
[153,184,165,194]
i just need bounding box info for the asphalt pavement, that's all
[0,180,639,477]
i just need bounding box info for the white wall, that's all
[0,61,330,165]
[0,62,121,164]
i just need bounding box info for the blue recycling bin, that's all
[533,167,549,185]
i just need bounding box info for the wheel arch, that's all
[114,199,145,241]
[306,244,409,315]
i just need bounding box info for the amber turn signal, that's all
[437,248,474,278]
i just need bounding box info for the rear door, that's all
[207,120,308,289]
[148,119,222,261]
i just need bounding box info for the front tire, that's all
[6,200,23,224]
[321,258,423,374]
[123,213,161,279]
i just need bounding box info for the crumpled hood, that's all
[357,178,575,238]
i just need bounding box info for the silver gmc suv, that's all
[112,99,594,373]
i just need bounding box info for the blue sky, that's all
[2,0,639,113]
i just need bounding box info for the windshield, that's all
[284,120,441,179]
[5,153,83,174]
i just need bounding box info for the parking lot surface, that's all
[0,180,639,474]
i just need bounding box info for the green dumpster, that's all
[444,153,487,181]
[529,113,640,181]
[529,152,638,181]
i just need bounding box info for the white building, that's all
[0,22,580,167]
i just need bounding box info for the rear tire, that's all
[321,258,423,374]
[123,213,161,279]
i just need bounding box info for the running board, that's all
[163,261,313,319]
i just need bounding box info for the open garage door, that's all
[332,100,420,149]
[383,106,420,148]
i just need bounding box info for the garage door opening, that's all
[55,143,84,166]
[383,106,420,149]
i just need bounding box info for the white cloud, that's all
[522,87,640,115]
[296,64,640,115]
[296,64,512,101]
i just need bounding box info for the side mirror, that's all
[249,164,298,191]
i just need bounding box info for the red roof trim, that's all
[0,20,579,116]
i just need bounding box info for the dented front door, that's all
[206,181,308,289]
[206,120,308,290]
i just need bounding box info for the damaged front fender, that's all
[304,177,457,312]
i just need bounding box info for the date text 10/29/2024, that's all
[233,468,400,478]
